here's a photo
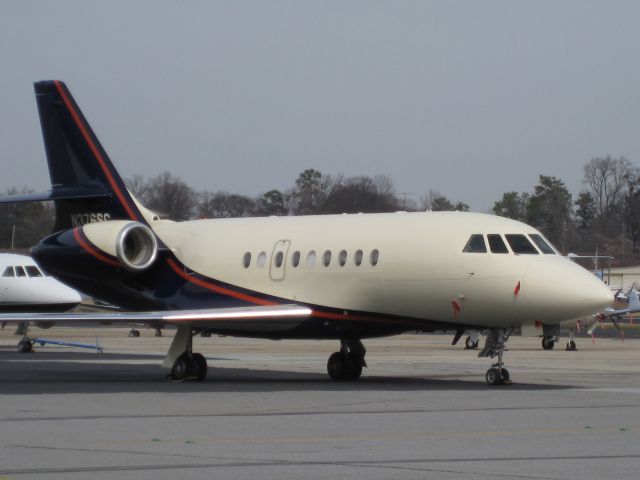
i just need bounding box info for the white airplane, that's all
[0,252,82,351]
[588,286,640,337]
[0,81,614,385]
[0,253,81,313]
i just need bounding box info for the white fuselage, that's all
[84,210,612,329]
[0,254,81,311]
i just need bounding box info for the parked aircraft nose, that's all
[523,258,613,323]
[45,279,82,306]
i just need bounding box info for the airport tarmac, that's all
[1,328,639,479]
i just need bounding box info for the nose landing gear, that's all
[479,328,513,386]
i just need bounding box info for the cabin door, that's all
[269,240,291,281]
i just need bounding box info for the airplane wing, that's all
[0,305,312,334]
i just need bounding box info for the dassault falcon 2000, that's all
[0,81,613,385]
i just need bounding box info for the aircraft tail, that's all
[628,284,639,311]
[0,81,145,232]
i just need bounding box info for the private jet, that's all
[0,81,614,385]
[0,252,81,351]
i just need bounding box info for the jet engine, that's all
[81,220,158,272]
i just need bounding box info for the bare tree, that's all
[420,189,468,211]
[0,187,54,249]
[143,172,197,221]
[198,191,255,218]
[583,156,631,236]
[321,175,399,214]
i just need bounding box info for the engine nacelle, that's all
[81,220,158,272]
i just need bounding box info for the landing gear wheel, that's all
[17,340,32,353]
[465,336,479,350]
[345,353,363,380]
[154,329,162,337]
[485,367,502,386]
[500,368,510,382]
[327,352,347,380]
[170,355,189,381]
[541,336,555,350]
[128,329,140,337]
[190,353,207,381]
[566,340,577,351]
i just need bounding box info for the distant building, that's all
[603,266,640,290]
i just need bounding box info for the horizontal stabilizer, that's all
[0,188,109,204]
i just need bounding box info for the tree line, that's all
[2,155,639,266]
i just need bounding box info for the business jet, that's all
[0,252,81,351]
[0,81,614,385]
[0,253,80,312]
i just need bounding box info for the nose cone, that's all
[42,278,82,308]
[524,258,613,323]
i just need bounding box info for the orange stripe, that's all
[54,81,138,221]
[166,258,278,306]
[73,228,121,267]
[166,258,419,325]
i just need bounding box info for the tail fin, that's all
[6,81,144,232]
[628,284,639,311]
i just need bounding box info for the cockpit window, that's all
[15,266,27,277]
[505,234,538,254]
[487,234,509,254]
[529,234,556,254]
[463,234,487,253]
[2,267,14,277]
[26,266,43,277]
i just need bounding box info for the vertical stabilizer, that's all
[34,80,144,231]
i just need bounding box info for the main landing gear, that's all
[478,328,513,386]
[327,339,367,381]
[17,338,33,353]
[162,326,207,382]
[465,332,479,350]
[565,329,577,351]
[541,336,555,350]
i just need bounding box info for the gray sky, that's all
[1,1,639,212]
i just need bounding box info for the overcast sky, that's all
[1,1,638,212]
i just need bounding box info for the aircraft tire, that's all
[485,367,503,386]
[345,353,363,380]
[541,337,555,350]
[190,353,207,381]
[17,340,32,353]
[465,336,479,349]
[170,355,189,381]
[566,341,577,351]
[327,352,346,380]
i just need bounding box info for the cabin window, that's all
[25,266,43,277]
[323,250,332,267]
[370,249,380,266]
[339,250,347,267]
[292,251,300,267]
[274,251,284,268]
[257,251,267,268]
[505,234,538,254]
[463,234,487,253]
[307,250,316,266]
[242,252,251,268]
[529,234,556,254]
[15,266,26,277]
[354,249,363,266]
[1,267,14,277]
[487,234,509,254]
